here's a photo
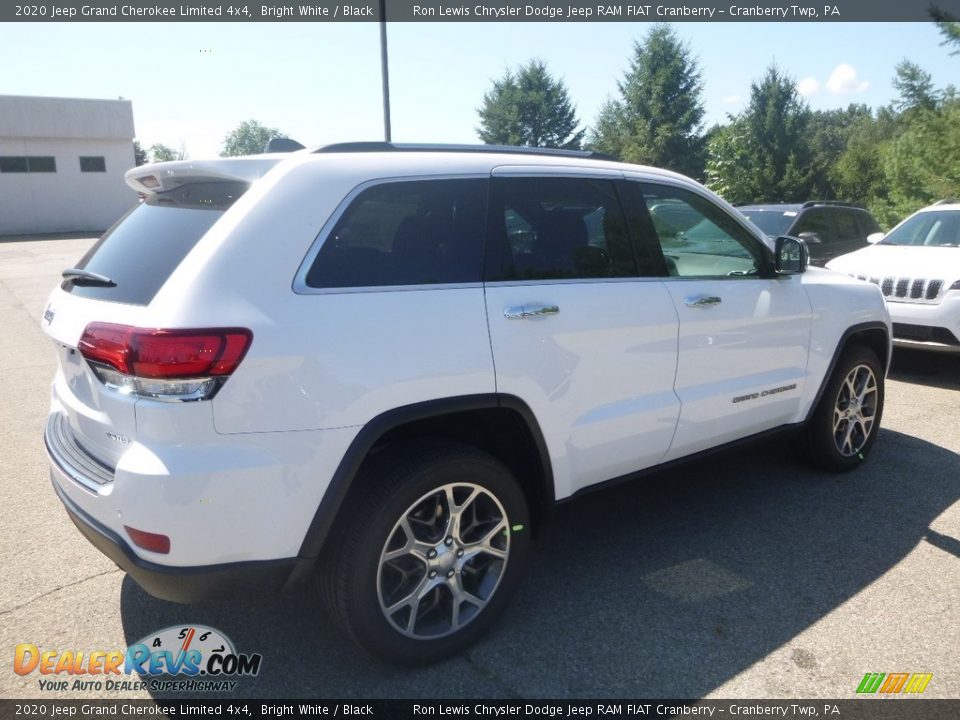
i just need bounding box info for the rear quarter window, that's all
[63,181,247,306]
[304,179,487,289]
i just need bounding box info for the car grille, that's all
[849,274,945,303]
[44,412,115,490]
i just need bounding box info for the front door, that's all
[625,178,813,461]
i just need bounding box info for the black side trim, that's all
[293,394,553,567]
[804,320,890,424]
[564,423,804,502]
[51,477,297,604]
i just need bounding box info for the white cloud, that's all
[722,94,741,104]
[826,63,869,95]
[796,77,820,97]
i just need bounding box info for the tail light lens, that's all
[78,323,252,402]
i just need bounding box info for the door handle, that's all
[504,304,560,320]
[684,294,722,308]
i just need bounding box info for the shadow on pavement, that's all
[121,428,960,699]
[889,348,960,391]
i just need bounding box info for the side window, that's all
[305,179,487,289]
[856,212,881,236]
[636,183,764,278]
[834,211,862,242]
[793,209,834,243]
[485,177,637,281]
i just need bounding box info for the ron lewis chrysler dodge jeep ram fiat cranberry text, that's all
[42,143,891,664]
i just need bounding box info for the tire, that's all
[800,344,884,472]
[317,440,531,665]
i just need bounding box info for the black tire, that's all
[317,440,531,665]
[800,344,884,472]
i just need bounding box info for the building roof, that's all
[0,95,134,140]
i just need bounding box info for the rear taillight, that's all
[78,323,252,402]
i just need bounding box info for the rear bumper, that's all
[51,476,299,603]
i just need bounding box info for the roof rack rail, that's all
[313,141,618,162]
[800,200,860,209]
[933,198,960,206]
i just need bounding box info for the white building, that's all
[0,95,138,236]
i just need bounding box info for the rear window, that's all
[63,181,247,305]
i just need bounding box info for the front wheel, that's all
[800,344,884,472]
[318,441,530,665]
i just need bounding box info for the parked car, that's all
[826,200,960,353]
[42,143,891,665]
[738,201,882,267]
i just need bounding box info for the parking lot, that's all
[1,234,958,700]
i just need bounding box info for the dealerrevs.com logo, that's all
[856,672,933,695]
[14,625,262,693]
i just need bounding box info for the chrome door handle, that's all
[684,294,722,308]
[504,304,560,320]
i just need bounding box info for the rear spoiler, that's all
[125,157,284,195]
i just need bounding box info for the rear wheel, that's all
[801,344,884,472]
[318,441,530,665]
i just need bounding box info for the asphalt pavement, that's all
[1,235,958,700]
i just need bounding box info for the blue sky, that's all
[3,22,955,157]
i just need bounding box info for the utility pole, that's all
[379,0,392,142]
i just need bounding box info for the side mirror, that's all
[798,231,822,244]
[867,232,884,244]
[775,236,808,275]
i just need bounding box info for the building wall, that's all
[0,96,138,236]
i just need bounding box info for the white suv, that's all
[43,143,891,665]
[826,200,960,353]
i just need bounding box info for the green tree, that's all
[930,7,960,55]
[830,108,897,216]
[221,120,285,157]
[892,60,939,112]
[883,98,960,217]
[149,143,179,162]
[133,140,148,166]
[705,65,815,204]
[589,24,705,178]
[477,59,585,149]
[807,104,872,199]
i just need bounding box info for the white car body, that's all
[826,202,960,353]
[41,145,891,617]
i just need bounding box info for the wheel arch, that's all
[294,394,553,568]
[804,320,890,424]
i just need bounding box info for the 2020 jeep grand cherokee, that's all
[42,144,891,664]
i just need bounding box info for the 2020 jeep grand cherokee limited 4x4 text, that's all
[42,143,891,664]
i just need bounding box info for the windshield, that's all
[740,209,795,237]
[881,210,960,247]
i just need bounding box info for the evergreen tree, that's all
[477,60,585,149]
[705,65,815,203]
[589,24,705,178]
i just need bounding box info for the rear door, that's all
[831,208,870,257]
[622,178,813,461]
[43,181,246,470]
[483,169,680,499]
